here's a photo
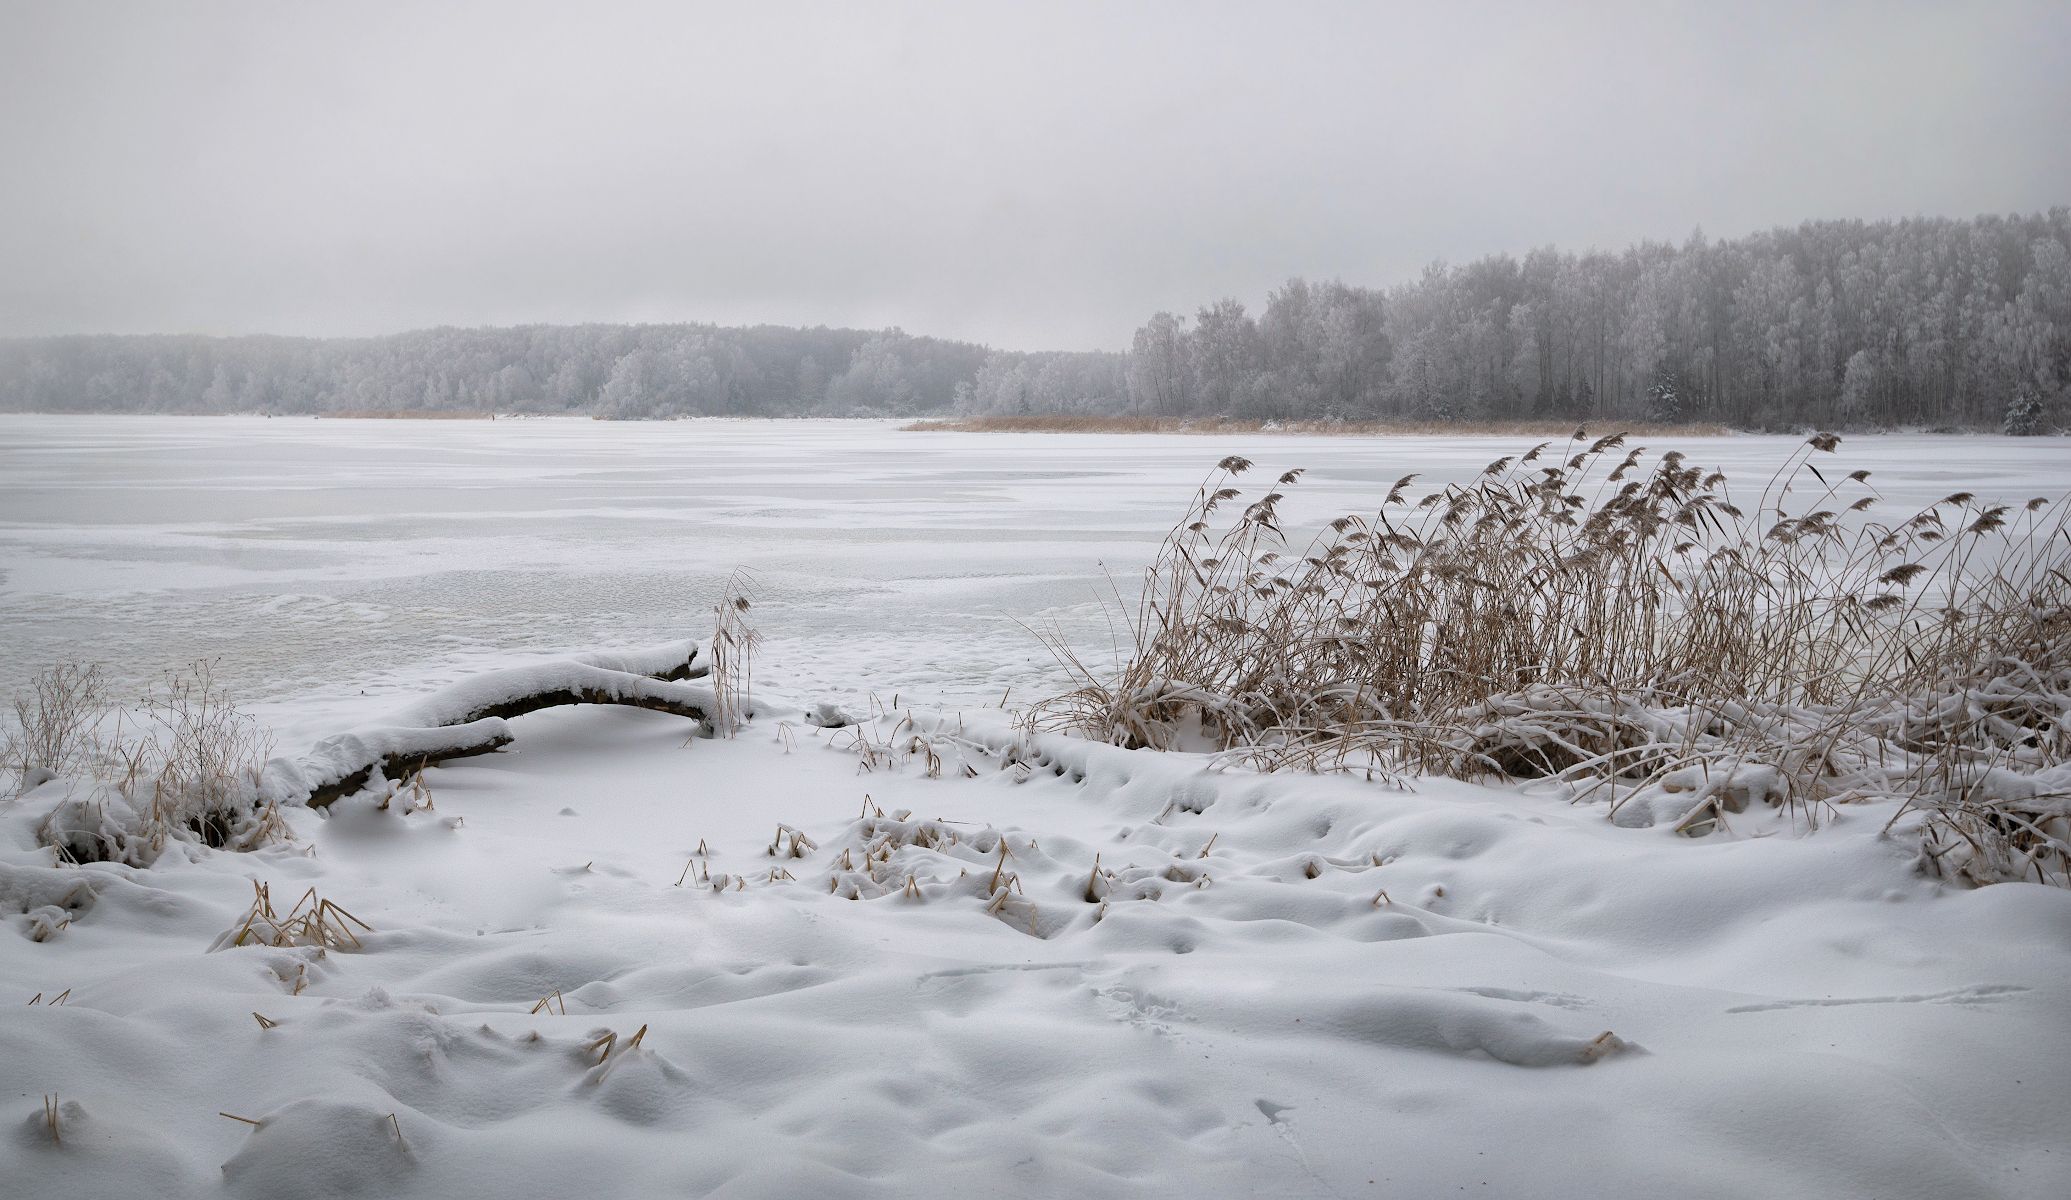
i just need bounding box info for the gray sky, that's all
[2,0,2066,351]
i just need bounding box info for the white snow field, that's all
[3,416,2070,1199]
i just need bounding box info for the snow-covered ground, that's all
[4,416,2069,1198]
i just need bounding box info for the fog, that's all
[2,1,2066,349]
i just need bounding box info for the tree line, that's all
[3,212,2065,430]
[0,324,992,419]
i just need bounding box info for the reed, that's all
[1034,431,2070,885]
[706,569,761,737]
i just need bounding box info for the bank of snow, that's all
[5,702,2069,1199]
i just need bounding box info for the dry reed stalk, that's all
[223,881,374,951]
[706,568,761,737]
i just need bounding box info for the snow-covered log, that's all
[260,719,517,809]
[569,638,705,682]
[262,642,724,809]
[388,662,718,729]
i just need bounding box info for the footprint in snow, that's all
[1450,985,1594,1011]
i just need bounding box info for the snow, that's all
[4,417,2070,1197]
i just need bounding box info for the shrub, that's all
[138,660,272,847]
[4,663,111,793]
[37,661,278,865]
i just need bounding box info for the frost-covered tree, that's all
[2003,384,2044,435]
[1127,312,1191,416]
[1646,367,1683,423]
[1838,349,1877,425]
[1191,300,1259,416]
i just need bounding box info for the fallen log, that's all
[419,683,711,727]
[268,719,518,809]
[389,662,720,729]
[263,643,727,809]
[571,638,706,682]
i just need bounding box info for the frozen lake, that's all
[6,414,2071,1200]
[2,415,2065,740]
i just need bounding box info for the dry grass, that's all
[905,414,1732,437]
[221,881,373,951]
[1034,431,2071,885]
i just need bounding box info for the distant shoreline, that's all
[3,412,2058,438]
[903,414,1736,437]
[321,409,495,420]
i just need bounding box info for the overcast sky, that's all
[1,1,2065,351]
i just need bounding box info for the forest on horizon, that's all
[3,211,2066,432]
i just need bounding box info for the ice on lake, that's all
[2,414,2065,742]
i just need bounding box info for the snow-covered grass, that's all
[4,417,2070,1197]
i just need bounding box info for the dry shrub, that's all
[36,661,280,866]
[139,661,272,845]
[4,663,111,793]
[1035,431,2070,885]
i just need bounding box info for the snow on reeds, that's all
[1034,430,2071,885]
